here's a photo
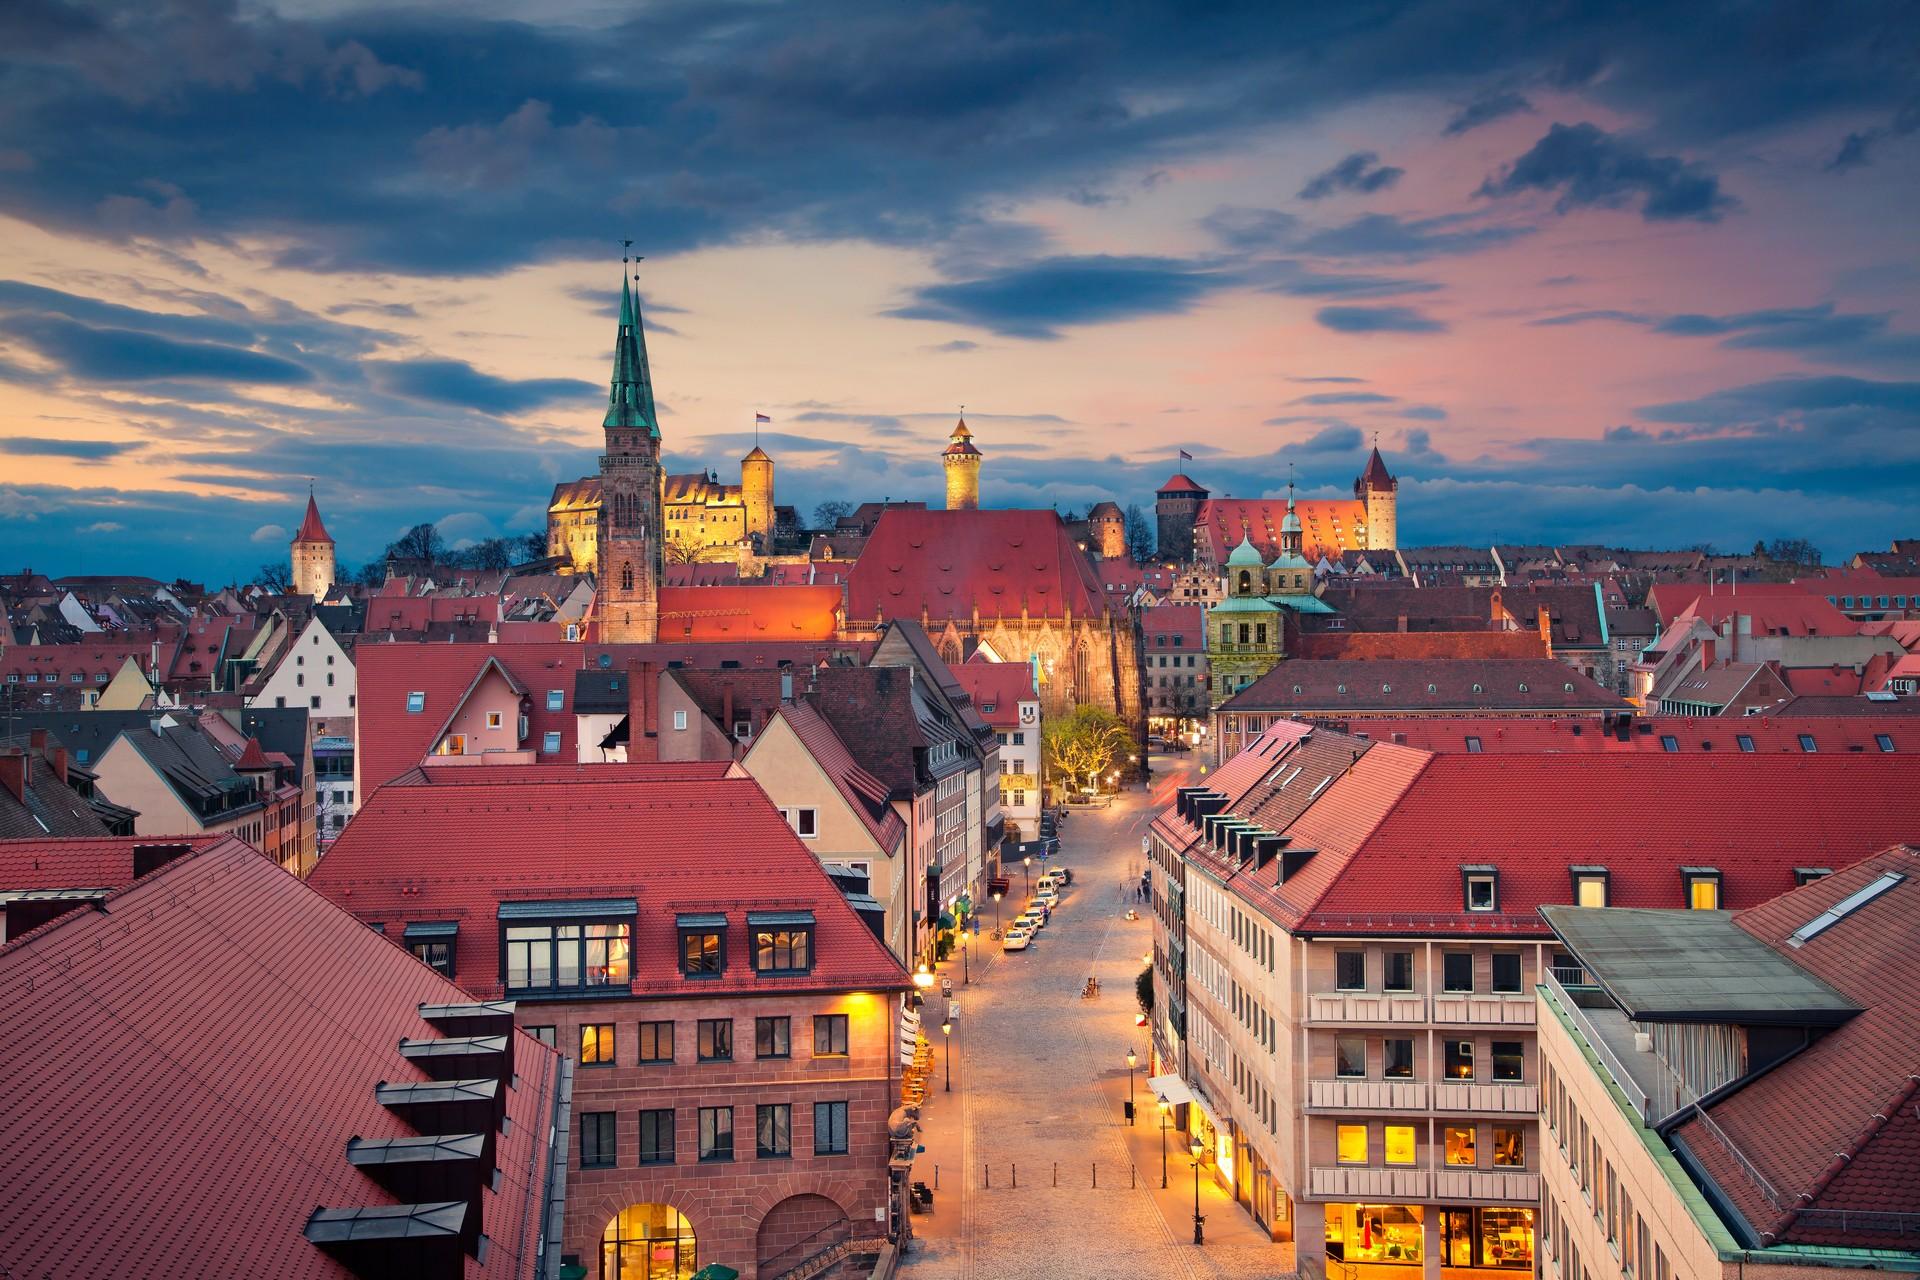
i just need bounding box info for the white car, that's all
[1015,910,1045,932]
[1002,927,1033,951]
[1034,891,1061,910]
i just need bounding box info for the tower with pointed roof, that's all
[943,417,981,510]
[1355,442,1398,552]
[741,442,775,549]
[289,489,335,600]
[1155,468,1209,564]
[598,265,663,643]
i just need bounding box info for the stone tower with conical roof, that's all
[1355,444,1398,552]
[289,490,335,600]
[943,418,981,510]
[741,443,775,548]
[598,266,663,643]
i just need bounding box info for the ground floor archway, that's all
[601,1203,697,1280]
[755,1192,850,1274]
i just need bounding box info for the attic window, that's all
[1736,734,1755,752]
[1876,733,1894,752]
[1464,736,1482,753]
[1427,684,1437,693]
[1462,866,1498,913]
[1797,734,1817,753]
[1472,683,1483,694]
[1681,867,1722,910]
[1518,683,1529,693]
[1660,735,1679,753]
[406,691,425,713]
[1563,683,1574,692]
[1381,683,1390,693]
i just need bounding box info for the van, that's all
[1037,871,1066,894]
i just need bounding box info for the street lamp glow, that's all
[912,963,935,990]
[1126,1048,1137,1070]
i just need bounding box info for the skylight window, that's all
[1736,735,1755,752]
[1798,734,1817,753]
[406,691,425,713]
[1789,873,1906,947]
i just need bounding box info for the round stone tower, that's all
[1355,445,1398,552]
[741,444,775,547]
[943,418,981,510]
[290,491,336,600]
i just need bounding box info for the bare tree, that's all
[386,522,445,564]
[1765,537,1822,568]
[1124,503,1155,564]
[813,500,854,529]
[255,562,293,592]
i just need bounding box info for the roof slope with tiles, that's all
[845,508,1110,624]
[1649,581,1857,636]
[1197,496,1368,565]
[1336,714,1916,754]
[774,702,907,850]
[0,833,225,890]
[655,584,841,642]
[1219,657,1625,713]
[1293,630,1549,661]
[0,836,561,1278]
[1671,846,1920,1250]
[310,769,910,998]
[950,660,1037,729]
[1143,602,1205,648]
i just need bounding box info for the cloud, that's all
[886,255,1223,339]
[367,358,599,414]
[926,340,980,353]
[1291,392,1396,406]
[1315,305,1448,334]
[1290,376,1367,384]
[1532,301,1920,368]
[0,436,142,461]
[1400,405,1448,420]
[0,314,315,384]
[1298,151,1403,200]
[1637,375,1920,427]
[1826,104,1919,172]
[1443,91,1533,136]
[1530,309,1657,327]
[251,523,289,543]
[1298,424,1365,452]
[1295,213,1531,260]
[1477,122,1735,222]
[79,520,125,533]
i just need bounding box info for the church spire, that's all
[604,256,659,437]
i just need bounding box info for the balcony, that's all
[1432,1081,1539,1114]
[1432,994,1536,1026]
[1433,1169,1540,1203]
[1306,1079,1429,1112]
[1307,992,1428,1024]
[1310,1166,1431,1200]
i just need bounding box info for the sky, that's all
[0,0,1917,583]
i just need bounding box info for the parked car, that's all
[1016,908,1046,931]
[1035,890,1060,910]
[1167,738,1192,753]
[1147,735,1168,751]
[1002,927,1033,951]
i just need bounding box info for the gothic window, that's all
[621,561,635,591]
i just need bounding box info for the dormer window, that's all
[678,914,727,977]
[500,899,634,993]
[749,912,814,975]
[1462,866,1498,913]
[403,921,457,976]
[1682,867,1721,910]
[1570,867,1608,908]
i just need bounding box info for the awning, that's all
[1147,1074,1194,1106]
[675,912,728,928]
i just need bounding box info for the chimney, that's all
[28,728,47,751]
[781,670,794,702]
[1700,637,1716,670]
[0,750,26,805]
[49,746,69,787]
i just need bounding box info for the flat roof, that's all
[1541,905,1861,1026]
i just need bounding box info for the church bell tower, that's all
[598,258,663,642]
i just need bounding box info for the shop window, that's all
[1335,1036,1365,1078]
[1492,1041,1525,1081]
[637,1020,674,1063]
[1445,1039,1474,1080]
[1445,1126,1477,1166]
[1493,1126,1525,1167]
[1336,1124,1368,1164]
[1383,1038,1413,1079]
[1335,950,1365,991]
[1479,1206,1534,1269]
[1328,1204,1422,1264]
[755,1016,791,1059]
[1384,1125,1416,1166]
[1383,950,1414,992]
[1443,952,1474,992]
[1491,953,1522,994]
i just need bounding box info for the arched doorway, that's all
[601,1203,696,1280]
[755,1193,850,1273]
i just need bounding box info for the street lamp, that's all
[1191,1138,1206,1245]
[941,1019,953,1092]
[1126,1047,1137,1125]
[912,963,935,992]
[1022,855,1032,897]
[1158,1099,1171,1188]
[961,927,970,984]
[991,889,1002,934]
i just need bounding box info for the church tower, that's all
[289,489,335,600]
[1355,443,1398,552]
[943,417,981,510]
[598,265,664,643]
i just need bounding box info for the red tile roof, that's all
[662,562,741,587]
[1219,657,1625,714]
[1142,602,1204,649]
[1673,847,1920,1249]
[293,493,332,544]
[1357,446,1396,492]
[949,660,1037,729]
[0,833,225,890]
[772,702,906,850]
[310,769,911,997]
[1157,472,1207,495]
[1649,581,1857,636]
[1337,714,1915,755]
[654,584,841,642]
[1196,496,1368,564]
[844,508,1110,624]
[0,836,562,1278]
[1293,631,1549,661]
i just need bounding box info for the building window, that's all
[1794,867,1832,886]
[1492,1041,1525,1081]
[1876,733,1895,752]
[408,937,454,976]
[788,807,818,838]
[1335,950,1365,991]
[697,1019,733,1062]
[1491,953,1522,995]
[637,1020,674,1064]
[1383,1038,1413,1079]
[1493,1125,1524,1166]
[1445,1040,1474,1080]
[1798,734,1817,753]
[756,1104,792,1158]
[1383,950,1413,992]
[1736,734,1755,752]
[673,709,688,731]
[1683,868,1721,910]
[1463,866,1498,912]
[1659,734,1678,752]
[504,917,632,992]
[756,1016,791,1059]
[639,1109,675,1165]
[1445,1126,1477,1166]
[814,1101,849,1156]
[1384,1124,1416,1166]
[680,927,724,977]
[1443,952,1474,993]
[1572,869,1608,908]
[752,921,813,974]
[527,1025,556,1048]
[547,689,564,711]
[698,1107,733,1161]
[406,691,425,713]
[1336,1124,1368,1164]
[542,730,561,754]
[813,1014,850,1057]
[1336,1036,1365,1077]
[581,1111,617,1168]
[581,1023,615,1066]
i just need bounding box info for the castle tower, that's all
[741,444,775,548]
[1355,444,1398,552]
[1155,468,1209,564]
[1269,477,1312,596]
[598,266,664,643]
[943,418,981,510]
[1087,501,1126,560]
[289,490,335,600]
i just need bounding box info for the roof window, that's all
[1875,733,1894,753]
[1789,872,1906,947]
[1462,866,1498,913]
[1797,734,1817,753]
[1736,734,1755,752]
[405,691,425,713]
[1464,736,1482,753]
[1660,735,1679,752]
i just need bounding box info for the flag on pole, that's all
[1178,449,1193,461]
[755,413,771,423]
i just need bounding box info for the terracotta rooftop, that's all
[950,660,1037,729]
[1219,657,1625,714]
[1336,713,1915,755]
[293,493,333,544]
[1293,630,1549,661]
[845,508,1109,624]
[1649,581,1857,637]
[1196,496,1368,565]
[654,584,841,642]
[1157,472,1208,495]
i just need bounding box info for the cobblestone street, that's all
[900,755,1298,1280]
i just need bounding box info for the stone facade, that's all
[942,418,982,510]
[1156,472,1209,564]
[289,493,335,600]
[599,274,664,643]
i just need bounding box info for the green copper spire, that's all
[604,266,659,436]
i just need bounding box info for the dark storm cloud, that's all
[1825,103,1919,172]
[1530,301,1920,368]
[1315,305,1448,334]
[0,436,140,461]
[0,314,315,384]
[1443,90,1533,135]
[1298,152,1404,200]
[886,256,1223,339]
[1294,213,1532,260]
[1477,123,1735,221]
[366,359,599,414]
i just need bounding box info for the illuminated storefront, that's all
[1326,1204,1423,1264]
[1441,1207,1535,1270]
[1326,1203,1534,1270]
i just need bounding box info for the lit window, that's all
[580,1023,615,1065]
[1572,869,1608,908]
[1493,1125,1525,1167]
[503,911,633,993]
[405,691,425,713]
[487,711,502,729]
[1385,1124,1416,1166]
[752,914,814,974]
[1445,1039,1474,1080]
[1336,1124,1368,1164]
[1683,868,1721,910]
[679,920,725,977]
[1445,1126,1477,1166]
[1492,1041,1525,1081]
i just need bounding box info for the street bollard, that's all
[1012,1164,1018,1188]
[983,1163,989,1189]
[934,1165,939,1190]
[1131,1165,1136,1189]
[1092,1162,1097,1189]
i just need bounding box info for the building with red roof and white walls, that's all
[952,656,1042,841]
[1144,717,1920,1276]
[308,766,914,1280]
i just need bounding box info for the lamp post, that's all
[1126,1047,1137,1125]
[911,963,934,1004]
[991,890,1002,934]
[1191,1139,1206,1245]
[1158,1100,1171,1188]
[961,927,970,984]
[941,1019,953,1092]
[1022,855,1032,897]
